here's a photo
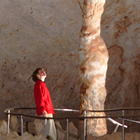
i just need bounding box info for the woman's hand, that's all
[42,111,48,117]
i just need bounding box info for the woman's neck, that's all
[40,77,45,82]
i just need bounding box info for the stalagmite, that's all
[79,0,108,136]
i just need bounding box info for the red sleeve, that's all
[34,83,46,113]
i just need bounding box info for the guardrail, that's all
[4,107,140,140]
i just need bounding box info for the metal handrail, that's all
[4,107,140,140]
[119,118,140,124]
[4,111,140,119]
[4,106,140,112]
[4,108,83,140]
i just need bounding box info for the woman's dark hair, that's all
[32,68,42,82]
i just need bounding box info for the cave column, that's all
[79,0,108,136]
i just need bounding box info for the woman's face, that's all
[37,69,47,79]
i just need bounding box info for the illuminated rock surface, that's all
[87,132,140,140]
[102,0,140,109]
[0,120,7,135]
[79,0,108,137]
[101,0,140,132]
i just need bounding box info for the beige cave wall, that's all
[101,0,140,133]
[0,0,83,120]
[101,0,140,109]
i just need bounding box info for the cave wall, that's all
[0,0,83,119]
[1,0,140,135]
[101,0,140,133]
[101,0,140,109]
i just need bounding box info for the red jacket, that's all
[34,80,54,116]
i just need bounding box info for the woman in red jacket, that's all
[32,68,56,140]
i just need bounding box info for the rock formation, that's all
[0,120,7,135]
[1,118,79,140]
[100,0,140,133]
[1,0,140,137]
[79,0,108,137]
[101,0,140,110]
[87,132,140,140]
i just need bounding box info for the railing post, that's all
[122,110,125,140]
[21,115,23,135]
[114,124,119,132]
[66,118,69,140]
[7,110,10,134]
[84,111,86,140]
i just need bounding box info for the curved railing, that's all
[4,107,140,140]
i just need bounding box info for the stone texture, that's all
[69,122,79,140]
[0,120,7,135]
[101,0,140,132]
[18,132,34,140]
[55,121,66,140]
[5,131,19,140]
[2,131,140,140]
[34,119,43,135]
[101,0,140,108]
[27,121,36,135]
[10,116,19,132]
[86,132,140,140]
[79,0,108,137]
[0,134,3,140]
[31,134,48,140]
[4,132,47,140]
[0,0,83,120]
